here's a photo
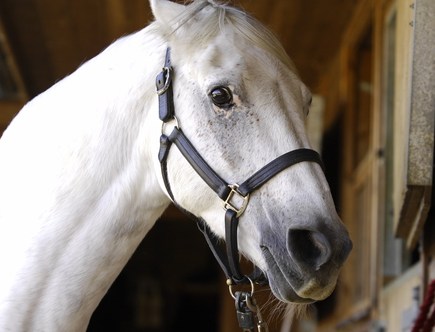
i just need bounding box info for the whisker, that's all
[252,288,315,329]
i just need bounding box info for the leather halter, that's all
[156,48,324,285]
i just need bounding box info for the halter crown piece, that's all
[156,48,324,331]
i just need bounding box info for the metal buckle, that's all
[156,67,172,95]
[224,184,250,217]
[161,116,179,136]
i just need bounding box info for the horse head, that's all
[150,0,352,303]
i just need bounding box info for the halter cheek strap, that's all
[156,48,324,285]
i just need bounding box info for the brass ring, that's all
[227,276,255,300]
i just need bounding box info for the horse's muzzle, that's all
[261,221,352,303]
[286,225,352,300]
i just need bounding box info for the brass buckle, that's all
[224,184,250,217]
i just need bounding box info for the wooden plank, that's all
[380,263,422,332]
[370,0,388,313]
[398,185,432,249]
[392,0,415,236]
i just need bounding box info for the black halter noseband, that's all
[156,48,324,286]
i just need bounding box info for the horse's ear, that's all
[150,0,186,25]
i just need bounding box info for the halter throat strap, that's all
[156,48,324,285]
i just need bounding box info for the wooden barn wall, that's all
[314,0,434,331]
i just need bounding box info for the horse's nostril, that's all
[287,229,332,271]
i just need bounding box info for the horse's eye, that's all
[210,86,233,108]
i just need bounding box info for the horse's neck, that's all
[0,26,170,331]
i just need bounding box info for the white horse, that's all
[0,0,351,330]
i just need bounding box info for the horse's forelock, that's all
[162,0,297,74]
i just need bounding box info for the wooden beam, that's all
[0,100,25,131]
[0,17,27,100]
[0,15,27,133]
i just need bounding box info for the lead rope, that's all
[229,278,269,332]
[412,280,435,332]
